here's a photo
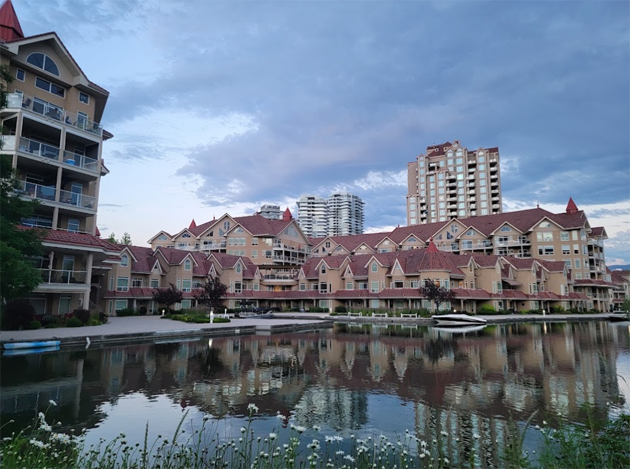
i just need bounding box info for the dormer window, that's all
[371,262,378,272]
[120,254,129,267]
[182,233,191,238]
[223,221,230,231]
[500,226,511,232]
[321,265,326,274]
[26,53,60,76]
[235,263,242,273]
[184,259,191,270]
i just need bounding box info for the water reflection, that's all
[1,322,628,467]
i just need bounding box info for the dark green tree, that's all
[120,232,132,245]
[194,274,228,312]
[420,279,457,313]
[152,283,183,312]
[0,66,44,305]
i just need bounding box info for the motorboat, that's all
[236,310,275,319]
[3,340,61,350]
[431,314,487,327]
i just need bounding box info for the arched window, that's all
[26,53,60,76]
[235,263,241,273]
[371,262,378,272]
[184,259,191,270]
[120,254,129,267]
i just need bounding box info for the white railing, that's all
[39,269,87,284]
[461,241,493,250]
[8,92,103,137]
[20,181,56,202]
[19,136,60,160]
[1,135,16,150]
[58,188,96,210]
[203,241,227,249]
[63,150,98,172]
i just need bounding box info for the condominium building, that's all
[327,191,364,236]
[297,195,328,237]
[0,0,119,315]
[407,140,502,225]
[258,204,282,220]
[297,192,365,237]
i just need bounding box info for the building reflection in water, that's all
[1,322,627,466]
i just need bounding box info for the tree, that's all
[107,232,132,245]
[152,283,183,312]
[622,298,630,318]
[0,65,44,305]
[194,274,228,312]
[420,279,457,313]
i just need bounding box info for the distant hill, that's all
[609,265,630,271]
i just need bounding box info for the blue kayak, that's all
[3,340,61,350]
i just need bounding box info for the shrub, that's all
[334,306,347,313]
[41,314,62,328]
[87,317,101,326]
[2,300,36,330]
[479,305,498,314]
[25,319,41,330]
[551,305,565,314]
[212,316,231,323]
[65,317,83,327]
[73,308,91,325]
[116,308,136,317]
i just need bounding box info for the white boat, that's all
[236,311,275,319]
[433,324,487,334]
[432,314,487,327]
[3,340,61,350]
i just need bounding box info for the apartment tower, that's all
[258,204,281,220]
[327,191,364,236]
[0,0,117,315]
[297,195,328,237]
[407,140,502,225]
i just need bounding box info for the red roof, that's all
[189,219,197,229]
[0,0,23,42]
[565,197,578,215]
[282,208,292,221]
[43,229,120,251]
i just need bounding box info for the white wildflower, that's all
[49,399,57,406]
[247,403,259,414]
[313,425,321,431]
[269,432,277,440]
[345,455,355,462]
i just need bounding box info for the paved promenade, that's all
[0,312,625,348]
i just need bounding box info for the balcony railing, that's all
[58,188,96,210]
[461,241,493,250]
[39,269,87,284]
[8,92,103,137]
[20,181,56,202]
[63,150,98,172]
[203,241,227,249]
[18,136,59,160]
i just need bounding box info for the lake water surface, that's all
[1,321,629,466]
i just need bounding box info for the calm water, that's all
[1,321,629,466]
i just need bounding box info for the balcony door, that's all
[70,183,83,207]
[61,255,74,283]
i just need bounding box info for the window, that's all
[536,232,553,242]
[115,300,128,312]
[319,283,328,293]
[574,259,581,269]
[562,245,570,255]
[500,226,511,232]
[150,278,159,288]
[560,231,569,241]
[321,264,326,274]
[180,279,192,293]
[67,218,80,233]
[299,283,306,291]
[35,77,65,98]
[158,234,168,241]
[236,263,242,274]
[78,92,89,104]
[116,277,129,292]
[109,275,114,291]
[370,281,379,293]
[120,254,129,267]
[27,53,60,76]
[132,278,143,287]
[251,249,257,259]
[184,259,191,270]
[346,282,353,290]
[538,246,554,256]
[16,68,25,81]
[371,299,380,308]
[251,237,258,245]
[371,262,378,272]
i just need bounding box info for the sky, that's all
[16,0,630,265]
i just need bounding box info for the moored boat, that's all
[3,340,61,350]
[432,314,487,327]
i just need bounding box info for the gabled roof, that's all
[0,0,23,42]
[41,229,120,252]
[147,230,173,244]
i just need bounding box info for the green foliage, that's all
[420,279,457,312]
[25,319,41,330]
[73,308,91,325]
[106,231,132,245]
[551,305,566,314]
[212,316,230,323]
[479,305,498,314]
[65,317,83,327]
[0,154,45,303]
[2,299,35,330]
[116,307,136,317]
[152,283,183,309]
[41,314,62,328]
[621,299,630,317]
[334,305,347,313]
[163,311,230,323]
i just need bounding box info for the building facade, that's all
[297,192,365,237]
[0,0,119,315]
[258,204,282,220]
[407,140,502,225]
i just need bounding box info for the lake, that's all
[1,321,628,467]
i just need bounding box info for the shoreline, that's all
[1,312,626,349]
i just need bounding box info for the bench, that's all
[348,312,362,317]
[372,312,388,318]
[400,313,418,318]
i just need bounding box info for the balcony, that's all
[8,92,103,137]
[63,151,98,172]
[460,241,493,250]
[20,181,56,202]
[203,241,227,250]
[58,188,96,211]
[18,137,60,160]
[39,269,87,284]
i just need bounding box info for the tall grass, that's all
[1,402,628,469]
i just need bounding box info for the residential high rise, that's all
[0,0,118,315]
[297,195,328,237]
[297,192,365,237]
[407,140,502,225]
[258,204,281,220]
[327,191,364,236]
